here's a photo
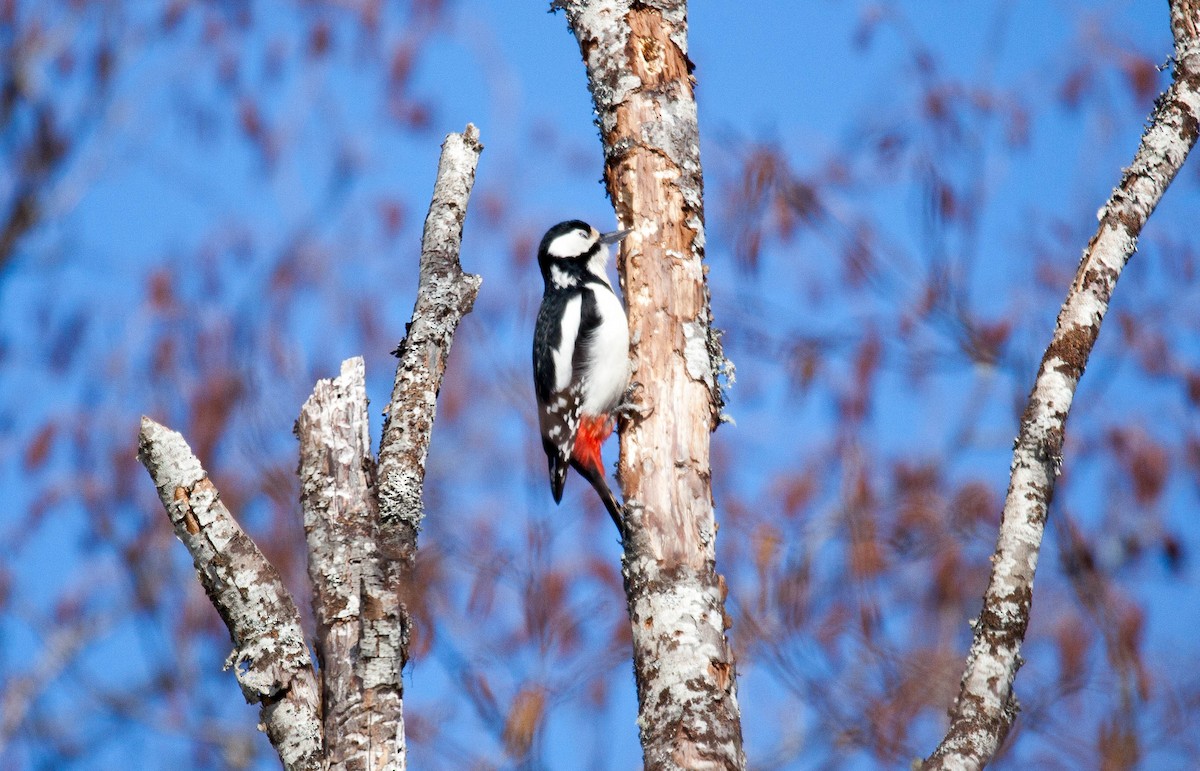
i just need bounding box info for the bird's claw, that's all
[615,381,652,423]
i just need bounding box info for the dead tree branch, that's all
[0,611,113,755]
[293,122,482,771]
[137,417,323,771]
[923,2,1200,767]
[139,123,483,770]
[377,123,484,542]
[296,357,393,767]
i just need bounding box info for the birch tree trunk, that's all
[554,2,745,768]
[138,124,482,770]
[923,3,1200,767]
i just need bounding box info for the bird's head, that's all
[537,220,632,289]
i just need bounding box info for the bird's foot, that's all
[614,381,652,424]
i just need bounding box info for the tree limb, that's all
[376,123,484,543]
[137,417,322,771]
[0,611,112,755]
[319,123,478,770]
[923,2,1200,767]
[139,124,483,771]
[554,3,744,768]
[296,357,398,767]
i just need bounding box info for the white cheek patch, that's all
[547,230,595,259]
[552,295,582,392]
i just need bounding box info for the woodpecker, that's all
[532,220,632,535]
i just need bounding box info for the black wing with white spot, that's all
[533,288,584,502]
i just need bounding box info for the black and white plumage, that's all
[532,219,631,534]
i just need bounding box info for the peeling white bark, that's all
[555,2,743,768]
[377,124,483,537]
[923,3,1200,768]
[340,123,478,770]
[139,125,484,771]
[137,417,323,771]
[297,357,403,770]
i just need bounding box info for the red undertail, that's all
[569,413,624,538]
[571,414,614,476]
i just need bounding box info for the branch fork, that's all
[139,124,482,771]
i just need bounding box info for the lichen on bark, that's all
[555,2,744,767]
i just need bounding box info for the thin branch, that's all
[137,417,322,771]
[923,2,1200,767]
[376,123,484,541]
[0,611,112,755]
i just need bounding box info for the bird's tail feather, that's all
[569,414,624,537]
[569,457,625,538]
[549,456,568,503]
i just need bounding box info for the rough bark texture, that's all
[294,123,481,771]
[372,126,482,740]
[923,3,1200,768]
[139,124,483,771]
[297,357,399,769]
[137,417,323,771]
[376,123,483,544]
[555,3,744,769]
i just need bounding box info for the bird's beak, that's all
[599,228,633,245]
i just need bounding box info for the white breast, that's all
[579,286,630,416]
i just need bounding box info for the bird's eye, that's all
[578,230,588,238]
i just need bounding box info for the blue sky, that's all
[2,1,1199,768]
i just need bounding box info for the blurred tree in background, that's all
[2,1,1199,768]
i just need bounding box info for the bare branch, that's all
[0,612,112,755]
[137,123,483,771]
[298,122,478,771]
[555,2,744,768]
[377,123,484,542]
[137,417,322,771]
[296,357,401,767]
[923,2,1200,767]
